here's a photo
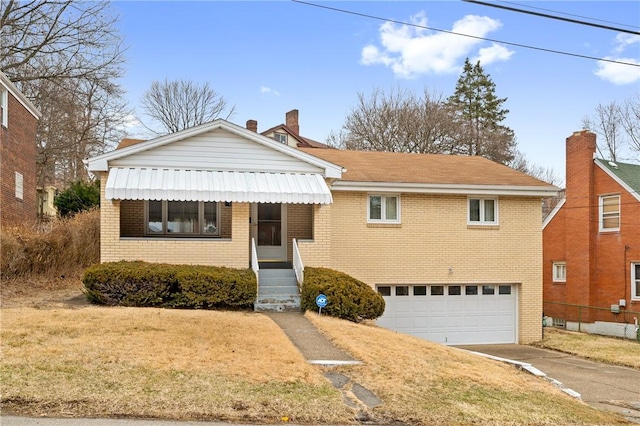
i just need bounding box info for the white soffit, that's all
[105,168,332,204]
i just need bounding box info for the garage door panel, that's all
[377,284,516,345]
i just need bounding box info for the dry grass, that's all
[0,209,100,280]
[0,281,631,425]
[306,312,629,426]
[534,327,640,369]
[1,306,351,423]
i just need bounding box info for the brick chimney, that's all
[246,119,258,133]
[564,130,596,307]
[285,109,299,135]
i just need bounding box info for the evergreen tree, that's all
[446,58,516,165]
[54,180,100,217]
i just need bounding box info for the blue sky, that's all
[114,1,640,179]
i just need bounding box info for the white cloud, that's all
[361,13,513,78]
[595,58,640,85]
[613,33,640,54]
[594,33,640,85]
[473,43,514,65]
[260,86,280,97]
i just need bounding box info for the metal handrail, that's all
[251,237,259,276]
[292,238,304,286]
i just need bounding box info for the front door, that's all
[252,203,287,261]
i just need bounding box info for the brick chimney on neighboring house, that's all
[286,109,299,135]
[246,119,258,133]
[564,130,597,307]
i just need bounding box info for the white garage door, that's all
[376,284,517,345]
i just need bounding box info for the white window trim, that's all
[274,133,288,144]
[15,172,23,200]
[144,200,221,237]
[552,262,566,283]
[1,89,8,127]
[367,194,401,224]
[468,196,499,225]
[599,194,620,232]
[632,263,640,301]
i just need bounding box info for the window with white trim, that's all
[1,89,8,127]
[599,195,620,232]
[274,133,287,144]
[146,200,220,236]
[553,262,566,282]
[468,197,498,225]
[15,172,23,200]
[368,194,400,223]
[632,263,640,300]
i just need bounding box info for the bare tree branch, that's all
[139,79,236,135]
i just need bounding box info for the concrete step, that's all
[259,268,296,279]
[258,285,299,296]
[254,302,300,312]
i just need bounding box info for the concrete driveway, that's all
[456,344,640,423]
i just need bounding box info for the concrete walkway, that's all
[457,344,640,423]
[265,312,358,365]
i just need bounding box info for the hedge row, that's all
[82,261,256,309]
[301,267,385,322]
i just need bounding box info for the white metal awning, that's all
[105,167,333,204]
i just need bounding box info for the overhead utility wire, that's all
[292,1,640,68]
[463,0,640,35]
[498,0,640,30]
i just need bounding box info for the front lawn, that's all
[534,327,640,369]
[1,304,627,425]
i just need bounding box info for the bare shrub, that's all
[1,209,100,279]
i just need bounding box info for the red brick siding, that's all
[0,93,37,226]
[543,130,640,321]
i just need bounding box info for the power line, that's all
[498,1,640,30]
[292,0,640,68]
[464,0,640,35]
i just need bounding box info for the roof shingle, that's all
[299,148,552,187]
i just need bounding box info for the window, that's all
[633,263,640,301]
[482,285,495,295]
[448,286,461,296]
[414,286,427,296]
[368,194,400,223]
[599,195,620,232]
[274,133,287,144]
[15,172,23,200]
[377,286,391,296]
[1,89,7,127]
[468,197,498,225]
[498,285,511,295]
[553,262,566,282]
[146,200,219,236]
[431,285,444,296]
[395,286,409,296]
[465,285,478,295]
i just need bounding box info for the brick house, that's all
[87,116,558,345]
[0,72,41,226]
[543,130,640,339]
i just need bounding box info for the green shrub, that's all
[301,267,385,322]
[82,261,257,310]
[54,179,100,217]
[172,266,256,308]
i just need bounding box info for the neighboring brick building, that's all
[87,116,558,345]
[543,130,640,339]
[0,72,41,226]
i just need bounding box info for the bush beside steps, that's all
[301,267,385,322]
[83,261,256,309]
